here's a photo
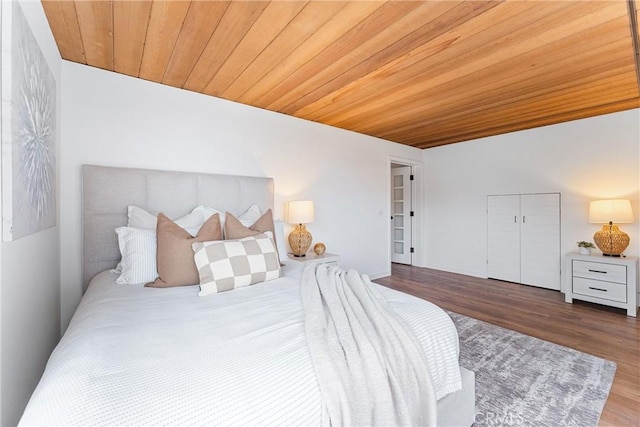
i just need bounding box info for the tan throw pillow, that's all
[146,212,222,288]
[225,208,276,245]
[225,209,283,264]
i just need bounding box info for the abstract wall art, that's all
[1,1,56,241]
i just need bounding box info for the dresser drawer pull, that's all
[588,286,608,292]
[587,269,607,274]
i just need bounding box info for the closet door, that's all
[520,193,560,290]
[487,195,521,283]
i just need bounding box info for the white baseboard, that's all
[368,270,391,280]
[368,264,486,281]
[421,263,487,279]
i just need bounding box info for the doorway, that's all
[390,163,414,265]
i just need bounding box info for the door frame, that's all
[388,156,423,270]
[391,165,413,265]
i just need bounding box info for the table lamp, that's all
[589,199,634,257]
[286,201,314,257]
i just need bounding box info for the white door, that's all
[520,193,560,290]
[487,195,521,283]
[391,166,412,265]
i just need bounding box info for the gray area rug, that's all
[447,311,617,427]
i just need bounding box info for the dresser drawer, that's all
[572,260,627,284]
[572,277,627,303]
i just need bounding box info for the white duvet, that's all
[20,263,461,426]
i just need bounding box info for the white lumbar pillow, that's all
[114,227,157,285]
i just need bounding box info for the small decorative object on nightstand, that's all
[577,241,595,255]
[564,252,638,317]
[589,199,634,257]
[313,242,326,256]
[286,201,314,257]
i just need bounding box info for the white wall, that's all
[60,61,423,330]
[1,1,61,425]
[422,109,640,287]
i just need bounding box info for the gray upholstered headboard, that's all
[82,165,274,288]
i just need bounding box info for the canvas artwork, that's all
[1,1,56,241]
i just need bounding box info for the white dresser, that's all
[564,252,638,317]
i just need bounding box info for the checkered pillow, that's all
[193,233,281,296]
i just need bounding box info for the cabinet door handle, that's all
[588,286,608,292]
[588,269,607,274]
[523,216,526,223]
[514,216,517,223]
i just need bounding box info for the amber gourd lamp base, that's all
[593,222,629,257]
[589,199,634,257]
[289,224,312,257]
[285,200,315,257]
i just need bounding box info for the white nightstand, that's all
[564,252,638,317]
[287,252,339,267]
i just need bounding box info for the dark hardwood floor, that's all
[375,264,640,427]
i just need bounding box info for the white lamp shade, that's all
[589,199,634,224]
[286,201,314,224]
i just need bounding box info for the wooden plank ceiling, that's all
[42,0,640,149]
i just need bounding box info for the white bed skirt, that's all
[439,367,476,426]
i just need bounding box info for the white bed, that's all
[20,165,475,426]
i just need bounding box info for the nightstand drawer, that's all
[573,277,627,303]
[572,260,627,284]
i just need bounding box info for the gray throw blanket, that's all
[301,263,437,426]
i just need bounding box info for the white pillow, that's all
[128,205,204,230]
[274,219,288,261]
[193,234,281,296]
[237,204,261,226]
[115,227,157,285]
[193,204,261,236]
[192,205,224,226]
[113,206,203,273]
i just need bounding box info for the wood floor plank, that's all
[375,264,640,427]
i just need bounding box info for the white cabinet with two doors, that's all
[487,193,561,290]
